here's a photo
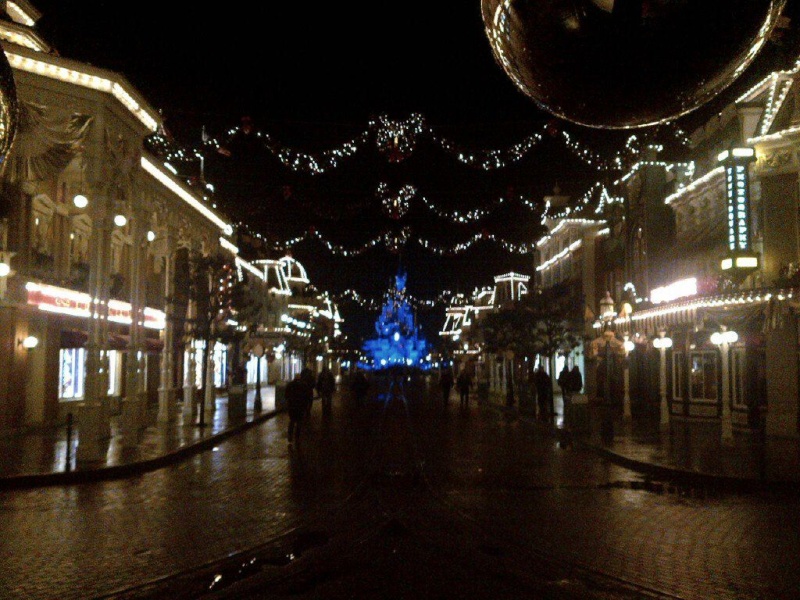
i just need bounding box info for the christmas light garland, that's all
[144,113,643,176]
[335,288,455,311]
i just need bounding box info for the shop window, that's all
[731,347,747,409]
[673,351,685,401]
[59,348,86,400]
[213,343,228,388]
[107,350,121,396]
[690,351,718,402]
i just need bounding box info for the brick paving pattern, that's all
[1,377,798,599]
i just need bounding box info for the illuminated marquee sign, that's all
[718,148,758,271]
[650,277,698,304]
[26,282,166,330]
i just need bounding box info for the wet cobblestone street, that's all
[1,378,798,599]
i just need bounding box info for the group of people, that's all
[439,367,473,408]
[528,363,582,422]
[285,365,336,444]
[557,363,583,425]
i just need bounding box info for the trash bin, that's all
[275,382,287,412]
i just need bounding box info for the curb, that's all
[0,409,281,490]
[485,400,800,493]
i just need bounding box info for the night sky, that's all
[25,0,800,345]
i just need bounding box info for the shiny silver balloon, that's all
[0,49,18,160]
[481,0,787,129]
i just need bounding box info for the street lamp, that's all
[599,291,616,327]
[653,330,673,427]
[599,291,616,404]
[622,335,634,419]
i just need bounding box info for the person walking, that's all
[557,363,572,422]
[533,365,552,421]
[350,369,369,407]
[568,364,583,396]
[565,364,583,429]
[300,364,315,417]
[286,373,312,445]
[456,367,472,410]
[439,367,454,407]
[316,366,336,414]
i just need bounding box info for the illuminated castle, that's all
[361,270,429,370]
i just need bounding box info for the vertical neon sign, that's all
[718,147,757,271]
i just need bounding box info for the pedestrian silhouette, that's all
[439,367,454,407]
[557,364,571,420]
[457,367,472,409]
[316,366,335,414]
[350,369,369,407]
[286,373,313,445]
[300,365,315,417]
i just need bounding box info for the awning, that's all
[59,329,163,352]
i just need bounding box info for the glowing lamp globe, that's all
[481,0,787,129]
[0,48,19,159]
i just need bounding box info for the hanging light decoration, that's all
[377,182,414,219]
[373,113,425,163]
[384,227,411,254]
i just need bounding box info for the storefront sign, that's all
[26,282,166,330]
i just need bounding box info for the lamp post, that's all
[599,291,616,404]
[653,330,673,428]
[253,343,264,413]
[623,335,634,419]
[711,326,738,442]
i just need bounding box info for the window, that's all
[106,350,121,396]
[672,351,684,401]
[213,343,228,388]
[59,348,85,400]
[689,351,718,402]
[731,347,746,409]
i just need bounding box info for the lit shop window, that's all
[690,352,718,402]
[59,348,86,400]
[107,350,121,396]
[213,343,228,388]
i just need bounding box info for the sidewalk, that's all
[0,385,280,489]
[490,391,800,490]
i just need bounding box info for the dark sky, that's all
[25,0,800,344]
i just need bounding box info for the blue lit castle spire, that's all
[361,269,429,370]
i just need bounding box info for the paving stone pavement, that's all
[1,376,798,600]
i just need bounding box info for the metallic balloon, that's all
[481,0,787,129]
[0,49,18,160]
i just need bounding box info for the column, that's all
[182,302,197,424]
[121,216,144,447]
[157,228,176,423]
[658,346,669,427]
[720,340,733,442]
[77,190,111,463]
[712,327,738,442]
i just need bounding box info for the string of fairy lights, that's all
[231,178,620,255]
[147,112,690,177]
[146,113,691,269]
[334,288,455,311]
[242,226,536,257]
